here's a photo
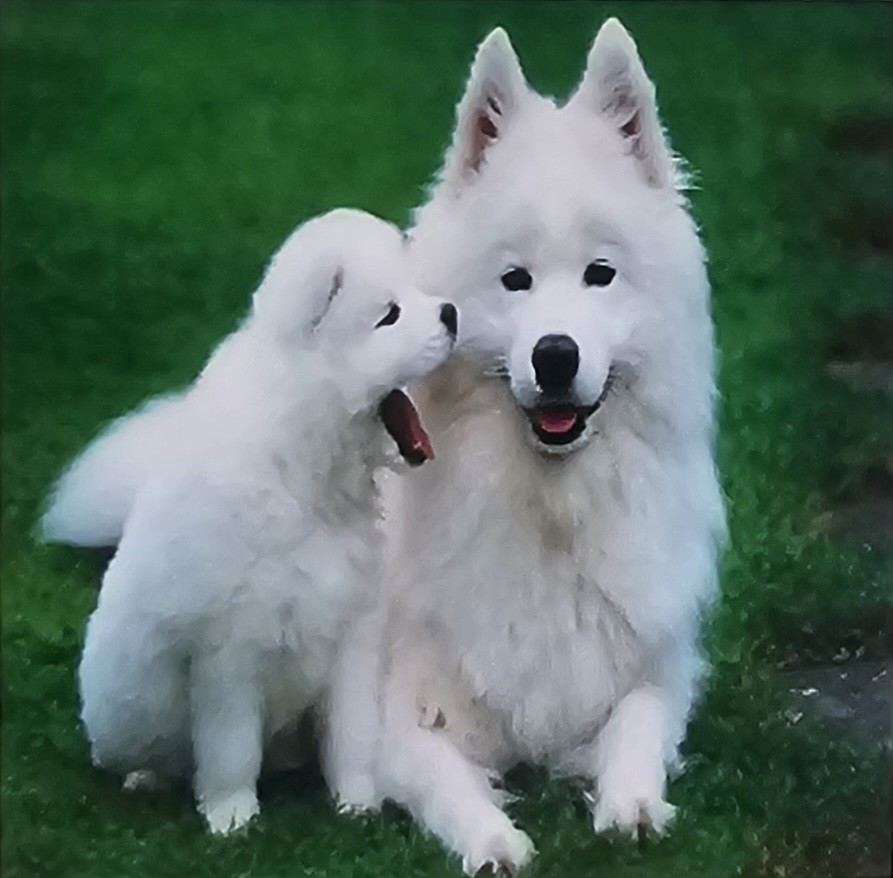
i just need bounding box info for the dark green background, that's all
[2,3,891,876]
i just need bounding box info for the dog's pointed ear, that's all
[569,18,675,189]
[441,27,528,191]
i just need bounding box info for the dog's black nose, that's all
[532,334,579,392]
[440,303,458,337]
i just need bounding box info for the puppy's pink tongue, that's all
[534,411,578,434]
[380,389,434,466]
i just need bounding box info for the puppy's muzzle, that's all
[440,303,458,338]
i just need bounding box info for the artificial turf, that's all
[2,3,891,876]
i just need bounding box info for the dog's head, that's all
[252,209,457,462]
[411,19,711,457]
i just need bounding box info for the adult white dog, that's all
[325,19,725,875]
[43,209,457,834]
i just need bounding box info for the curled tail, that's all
[41,395,184,547]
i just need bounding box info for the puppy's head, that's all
[253,209,458,462]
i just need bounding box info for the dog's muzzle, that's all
[523,363,615,448]
[532,334,578,394]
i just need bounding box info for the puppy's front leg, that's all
[323,603,384,812]
[190,650,262,834]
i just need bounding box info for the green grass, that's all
[2,3,891,876]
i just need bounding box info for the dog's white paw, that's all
[334,774,381,816]
[199,788,260,835]
[588,788,676,837]
[460,823,536,876]
[122,769,163,792]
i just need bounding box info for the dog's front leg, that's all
[190,650,262,834]
[586,684,679,836]
[322,602,385,813]
[376,701,535,875]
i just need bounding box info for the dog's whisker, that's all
[482,359,510,379]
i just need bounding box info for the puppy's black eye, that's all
[500,267,533,292]
[584,260,616,287]
[375,303,401,328]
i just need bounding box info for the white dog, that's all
[326,20,726,875]
[42,209,457,834]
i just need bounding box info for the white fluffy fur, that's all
[45,209,455,834]
[325,19,726,874]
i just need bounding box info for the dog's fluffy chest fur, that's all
[445,566,645,763]
[385,369,694,761]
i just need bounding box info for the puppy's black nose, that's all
[440,303,458,337]
[532,334,579,392]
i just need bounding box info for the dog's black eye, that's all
[501,267,533,292]
[584,260,616,287]
[375,303,401,328]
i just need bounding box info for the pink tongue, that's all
[379,389,434,466]
[535,411,578,434]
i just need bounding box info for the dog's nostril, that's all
[440,303,458,337]
[532,334,579,392]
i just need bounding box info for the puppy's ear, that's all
[306,267,343,333]
[440,27,528,191]
[252,239,344,343]
[569,18,675,189]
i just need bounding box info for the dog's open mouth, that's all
[526,404,592,446]
[379,389,434,466]
[523,372,615,447]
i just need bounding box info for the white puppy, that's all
[43,209,457,834]
[327,20,726,875]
